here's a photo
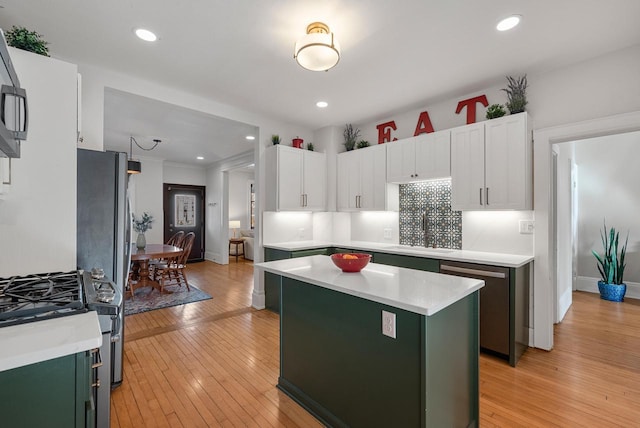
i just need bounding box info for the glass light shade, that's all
[294,29,341,71]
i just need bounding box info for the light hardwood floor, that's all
[112,260,640,427]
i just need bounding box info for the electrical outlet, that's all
[519,220,534,234]
[382,310,396,339]
[298,228,305,239]
[383,228,392,239]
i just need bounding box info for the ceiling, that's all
[1,0,638,166]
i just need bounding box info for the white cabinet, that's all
[451,113,532,210]
[337,145,398,211]
[265,145,326,211]
[387,130,450,183]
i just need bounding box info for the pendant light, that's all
[127,136,142,174]
[294,22,341,72]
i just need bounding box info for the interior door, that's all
[163,183,205,262]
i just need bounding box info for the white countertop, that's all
[0,311,102,372]
[263,240,533,268]
[256,255,484,316]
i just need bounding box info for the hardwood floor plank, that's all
[111,261,640,427]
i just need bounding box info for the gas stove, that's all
[0,269,122,328]
[0,270,87,327]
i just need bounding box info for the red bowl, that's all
[330,253,371,272]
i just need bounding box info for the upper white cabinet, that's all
[337,144,398,211]
[386,130,451,183]
[451,113,532,210]
[265,145,326,211]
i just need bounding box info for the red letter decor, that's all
[376,121,397,144]
[413,111,435,136]
[455,95,489,124]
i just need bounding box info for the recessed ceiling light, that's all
[245,135,255,140]
[135,28,157,42]
[496,15,521,31]
[316,101,328,108]
[197,156,204,160]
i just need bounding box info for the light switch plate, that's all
[519,220,534,234]
[382,310,396,339]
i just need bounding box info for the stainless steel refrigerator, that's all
[76,149,130,389]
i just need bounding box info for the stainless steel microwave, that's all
[0,28,28,158]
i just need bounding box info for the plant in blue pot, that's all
[592,222,628,302]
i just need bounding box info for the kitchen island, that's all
[257,255,484,427]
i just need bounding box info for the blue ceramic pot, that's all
[598,281,626,302]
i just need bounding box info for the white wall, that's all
[575,131,640,283]
[228,170,253,231]
[129,158,164,244]
[462,211,534,256]
[163,162,206,186]
[0,49,78,276]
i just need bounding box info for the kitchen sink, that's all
[389,245,454,254]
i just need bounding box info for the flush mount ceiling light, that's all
[245,135,255,140]
[294,22,341,71]
[135,28,157,42]
[496,15,521,31]
[316,101,328,108]
[197,156,204,160]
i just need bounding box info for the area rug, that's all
[124,284,212,316]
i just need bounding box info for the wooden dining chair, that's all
[154,232,195,292]
[150,231,185,278]
[166,230,185,247]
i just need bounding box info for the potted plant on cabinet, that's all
[4,26,50,57]
[343,124,360,151]
[502,75,528,114]
[486,104,506,119]
[356,140,370,149]
[271,134,281,145]
[592,222,628,302]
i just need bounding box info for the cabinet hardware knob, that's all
[92,380,101,388]
[91,362,103,369]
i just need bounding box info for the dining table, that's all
[129,244,183,298]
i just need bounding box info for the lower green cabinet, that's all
[279,277,479,427]
[373,252,439,272]
[264,247,330,313]
[0,351,93,428]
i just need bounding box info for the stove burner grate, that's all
[0,271,86,326]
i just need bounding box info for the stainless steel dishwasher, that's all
[440,261,511,357]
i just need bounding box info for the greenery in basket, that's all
[486,104,506,119]
[4,26,50,57]
[343,124,360,151]
[592,222,628,285]
[133,212,154,233]
[502,75,528,114]
[271,134,281,145]
[356,140,370,149]
[307,142,314,151]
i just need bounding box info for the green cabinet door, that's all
[0,351,92,428]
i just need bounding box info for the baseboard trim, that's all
[576,276,640,300]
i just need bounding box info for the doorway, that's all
[534,111,640,350]
[163,183,206,262]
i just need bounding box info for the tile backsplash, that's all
[399,179,462,249]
